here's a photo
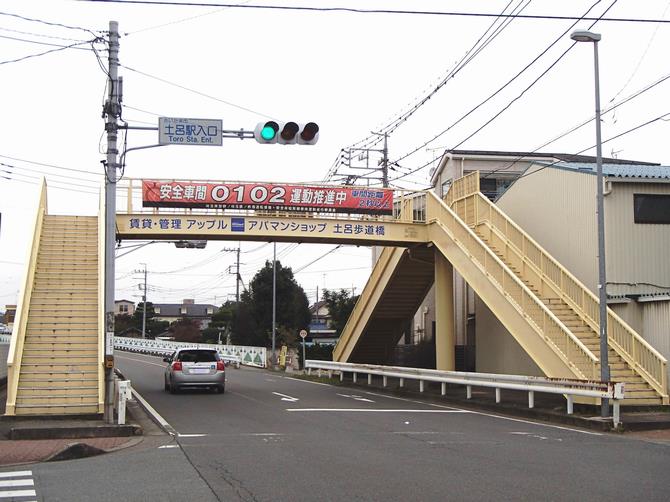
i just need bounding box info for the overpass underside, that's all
[5,174,668,417]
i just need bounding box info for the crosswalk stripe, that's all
[0,479,34,488]
[0,471,32,479]
[0,489,37,498]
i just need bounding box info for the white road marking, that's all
[470,411,604,436]
[337,393,375,402]
[286,408,470,413]
[178,434,207,438]
[272,392,299,402]
[0,489,37,498]
[115,354,166,368]
[0,479,34,488]
[243,433,282,437]
[392,431,441,435]
[0,472,31,479]
[158,444,179,449]
[130,388,177,436]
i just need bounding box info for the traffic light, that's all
[175,240,207,249]
[254,121,319,145]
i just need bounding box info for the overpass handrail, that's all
[305,360,625,426]
[114,336,267,368]
[453,182,667,400]
[425,192,599,380]
[6,178,47,415]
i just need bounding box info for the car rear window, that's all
[177,350,218,363]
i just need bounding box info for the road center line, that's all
[286,408,469,413]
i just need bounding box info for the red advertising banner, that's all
[142,180,394,215]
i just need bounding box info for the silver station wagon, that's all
[164,348,226,394]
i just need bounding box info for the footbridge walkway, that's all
[4,174,667,417]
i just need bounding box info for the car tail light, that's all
[216,360,225,371]
[172,361,183,371]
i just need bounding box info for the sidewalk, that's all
[0,388,163,467]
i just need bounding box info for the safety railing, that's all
[305,360,625,427]
[453,180,668,401]
[0,334,11,344]
[113,336,268,368]
[98,186,106,413]
[5,178,48,415]
[444,171,480,207]
[425,192,599,380]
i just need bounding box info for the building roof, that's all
[538,161,670,180]
[153,303,218,318]
[445,150,659,166]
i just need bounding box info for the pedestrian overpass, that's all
[5,173,667,416]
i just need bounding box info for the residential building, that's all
[3,305,16,330]
[115,299,135,316]
[152,299,217,329]
[308,301,338,344]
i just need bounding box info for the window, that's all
[206,307,213,315]
[155,307,161,314]
[180,307,187,315]
[634,194,670,224]
[119,304,128,313]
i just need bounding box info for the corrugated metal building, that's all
[493,161,670,380]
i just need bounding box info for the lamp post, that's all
[570,30,610,418]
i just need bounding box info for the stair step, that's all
[15,403,101,415]
[16,395,98,405]
[18,376,98,385]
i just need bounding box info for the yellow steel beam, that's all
[117,213,428,246]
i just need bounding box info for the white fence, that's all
[305,360,625,427]
[0,334,11,344]
[114,336,266,368]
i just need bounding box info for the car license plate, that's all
[191,368,210,374]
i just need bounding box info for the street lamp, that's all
[570,30,610,418]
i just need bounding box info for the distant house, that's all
[3,305,16,330]
[308,301,338,344]
[152,299,217,329]
[115,299,135,316]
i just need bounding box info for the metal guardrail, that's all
[113,336,269,368]
[305,360,625,427]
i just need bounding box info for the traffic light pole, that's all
[103,21,120,424]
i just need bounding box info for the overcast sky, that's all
[1,0,669,308]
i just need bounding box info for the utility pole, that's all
[272,243,277,369]
[140,263,147,339]
[103,21,120,424]
[381,132,389,188]
[235,245,241,305]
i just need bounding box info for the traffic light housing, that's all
[254,121,319,145]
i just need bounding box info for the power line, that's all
[513,110,670,183]
[0,11,100,36]
[390,0,607,171]
[390,0,618,182]
[121,64,275,119]
[0,37,98,65]
[78,1,670,24]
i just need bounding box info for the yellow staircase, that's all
[453,174,667,405]
[335,172,668,406]
[5,181,104,416]
[335,245,435,364]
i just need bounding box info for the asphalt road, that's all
[110,352,670,502]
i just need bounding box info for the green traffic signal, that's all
[260,121,279,141]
